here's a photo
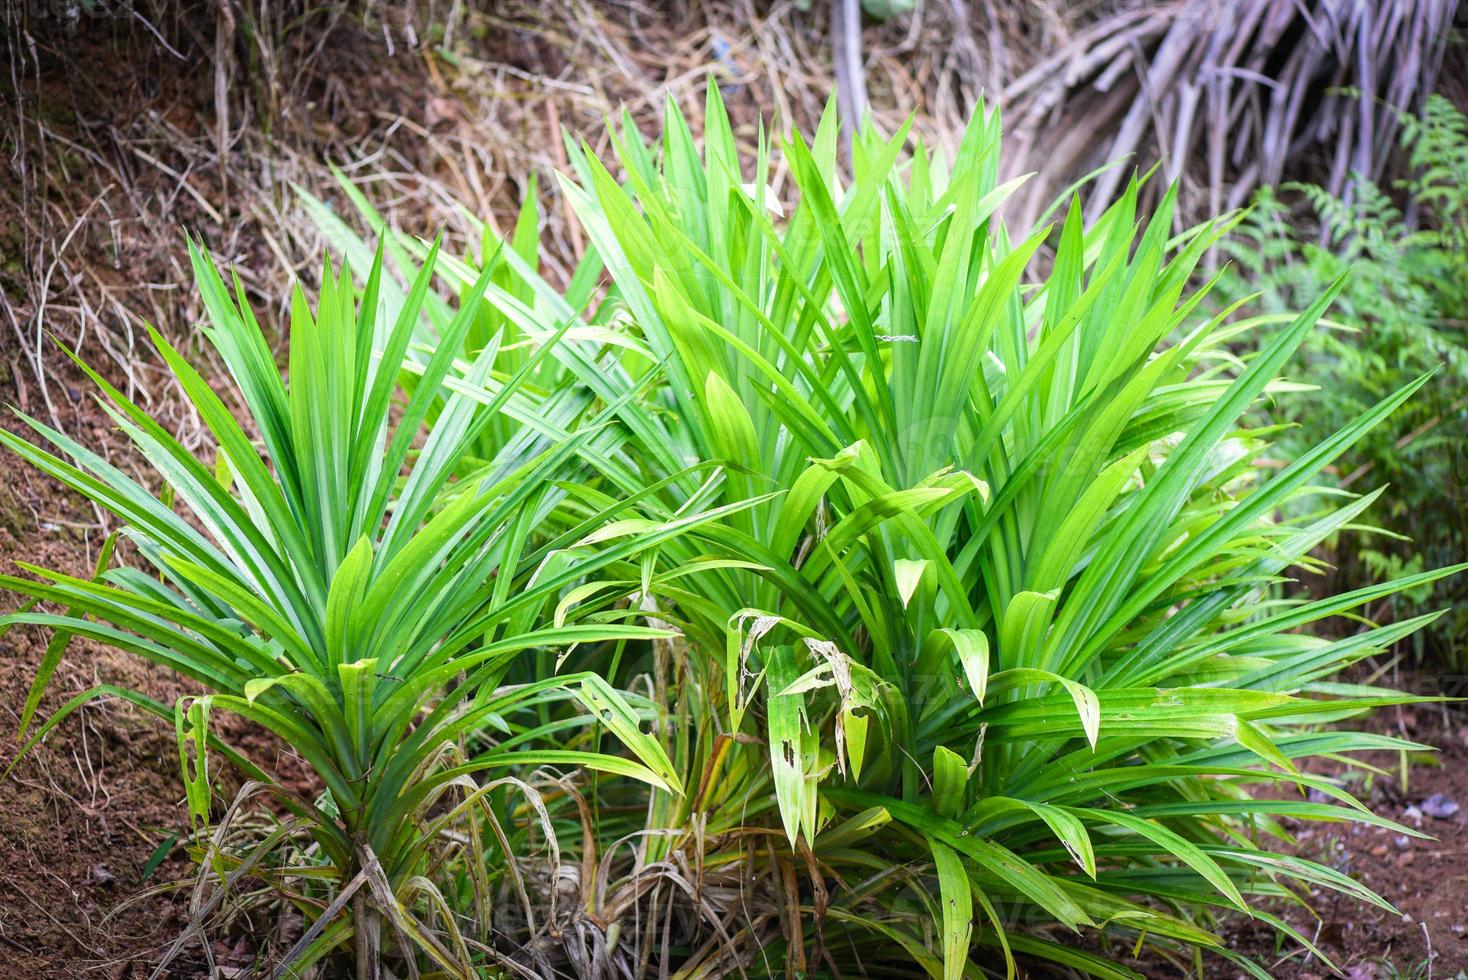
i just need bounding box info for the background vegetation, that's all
[1221,94,1468,668]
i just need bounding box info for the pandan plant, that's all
[0,241,745,976]
[312,85,1463,977]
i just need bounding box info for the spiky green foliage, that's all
[310,85,1464,977]
[8,82,1461,977]
[1221,93,1468,665]
[0,243,704,975]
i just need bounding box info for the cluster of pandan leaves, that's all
[3,85,1461,979]
[1219,93,1468,666]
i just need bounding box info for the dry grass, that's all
[0,0,1461,411]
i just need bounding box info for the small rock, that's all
[1396,850,1415,868]
[1393,834,1411,850]
[1403,804,1424,824]
[1370,844,1389,857]
[1420,792,1460,819]
[1346,964,1377,980]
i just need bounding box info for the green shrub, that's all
[305,86,1463,976]
[0,245,697,974]
[1220,94,1468,665]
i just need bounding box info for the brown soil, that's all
[0,359,204,976]
[0,359,316,976]
[1222,701,1468,977]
